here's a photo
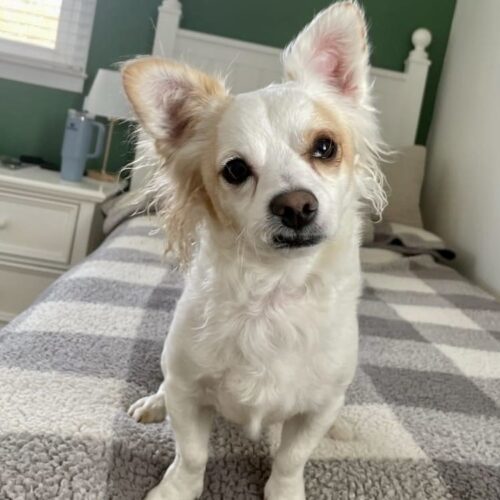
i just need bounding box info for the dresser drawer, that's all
[0,261,61,323]
[0,190,79,265]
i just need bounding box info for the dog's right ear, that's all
[122,57,227,144]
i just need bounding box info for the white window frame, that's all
[0,0,97,92]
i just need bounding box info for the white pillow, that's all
[382,145,426,228]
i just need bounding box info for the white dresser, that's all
[0,166,124,326]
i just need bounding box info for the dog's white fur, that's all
[123,2,385,499]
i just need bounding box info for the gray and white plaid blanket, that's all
[1,216,499,500]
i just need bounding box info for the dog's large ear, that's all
[122,57,227,144]
[283,1,370,104]
[122,58,227,266]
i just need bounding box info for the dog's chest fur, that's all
[169,237,361,437]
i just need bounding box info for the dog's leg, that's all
[327,413,355,441]
[128,381,167,423]
[145,385,213,500]
[264,393,345,500]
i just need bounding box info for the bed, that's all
[1,1,499,499]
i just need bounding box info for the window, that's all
[0,0,97,92]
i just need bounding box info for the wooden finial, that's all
[410,28,432,62]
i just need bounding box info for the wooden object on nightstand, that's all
[0,166,125,326]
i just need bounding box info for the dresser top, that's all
[0,166,125,203]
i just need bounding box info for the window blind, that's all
[0,0,96,73]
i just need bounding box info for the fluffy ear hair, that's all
[122,58,227,267]
[122,57,227,144]
[283,1,370,104]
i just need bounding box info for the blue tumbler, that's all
[60,109,106,182]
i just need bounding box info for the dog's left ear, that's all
[283,1,370,104]
[122,57,227,145]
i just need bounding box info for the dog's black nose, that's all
[270,190,318,230]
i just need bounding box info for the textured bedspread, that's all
[1,216,499,499]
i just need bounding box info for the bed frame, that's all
[131,0,432,190]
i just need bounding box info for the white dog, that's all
[123,2,385,499]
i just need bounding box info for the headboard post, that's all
[401,28,432,144]
[152,0,182,57]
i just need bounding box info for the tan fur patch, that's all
[198,97,247,233]
[304,100,355,174]
[158,95,234,264]
[122,57,233,265]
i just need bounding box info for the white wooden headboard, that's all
[132,0,431,190]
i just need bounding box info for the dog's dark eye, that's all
[312,137,338,160]
[222,158,252,185]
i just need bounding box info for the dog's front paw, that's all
[264,474,305,500]
[328,414,355,441]
[128,393,167,424]
[143,479,202,500]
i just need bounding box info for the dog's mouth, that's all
[272,234,324,249]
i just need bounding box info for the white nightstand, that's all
[0,166,125,326]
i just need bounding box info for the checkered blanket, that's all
[1,216,499,500]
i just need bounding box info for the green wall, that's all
[0,0,456,172]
